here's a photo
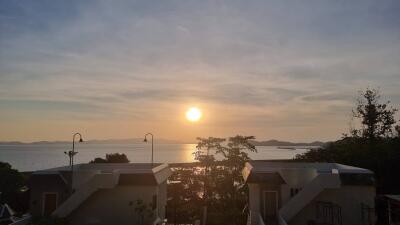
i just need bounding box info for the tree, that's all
[0,162,26,212]
[192,136,257,225]
[31,216,67,225]
[131,199,154,225]
[295,88,400,195]
[90,153,130,163]
[351,88,398,140]
[215,135,257,225]
[166,166,203,225]
[194,137,225,225]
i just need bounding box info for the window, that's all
[290,188,301,197]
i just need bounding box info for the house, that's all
[0,203,31,225]
[0,203,16,224]
[376,194,400,225]
[242,161,375,225]
[28,163,171,225]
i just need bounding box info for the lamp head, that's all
[79,138,83,143]
[144,137,147,142]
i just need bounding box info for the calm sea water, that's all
[0,143,311,171]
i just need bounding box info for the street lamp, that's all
[143,133,154,166]
[64,133,83,172]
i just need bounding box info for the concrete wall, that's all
[157,181,167,220]
[289,185,375,225]
[29,175,69,216]
[72,170,98,190]
[248,183,261,225]
[248,182,282,225]
[67,185,163,225]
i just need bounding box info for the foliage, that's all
[0,162,27,212]
[351,88,398,140]
[214,136,256,224]
[167,167,203,224]
[295,88,400,194]
[167,135,257,225]
[131,199,154,225]
[30,216,67,225]
[89,153,130,163]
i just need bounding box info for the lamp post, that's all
[143,133,154,166]
[64,133,83,172]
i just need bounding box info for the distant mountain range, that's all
[0,138,188,145]
[250,139,324,147]
[0,138,324,146]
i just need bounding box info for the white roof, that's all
[246,161,373,174]
[34,163,165,174]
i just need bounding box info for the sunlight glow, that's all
[186,107,202,122]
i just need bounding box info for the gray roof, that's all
[245,161,373,174]
[32,163,171,185]
[243,161,374,184]
[34,163,163,173]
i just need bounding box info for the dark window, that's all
[290,188,301,197]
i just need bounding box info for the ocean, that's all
[0,143,311,171]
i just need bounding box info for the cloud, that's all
[0,0,399,141]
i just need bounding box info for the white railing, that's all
[247,212,252,225]
[247,211,265,225]
[277,213,288,225]
[279,173,340,221]
[9,215,31,225]
[53,171,119,217]
[246,211,267,225]
[258,213,265,225]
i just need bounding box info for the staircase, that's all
[279,172,341,222]
[52,171,120,218]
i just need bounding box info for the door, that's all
[263,191,278,224]
[43,192,58,216]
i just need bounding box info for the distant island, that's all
[0,138,188,145]
[0,138,325,147]
[250,139,325,147]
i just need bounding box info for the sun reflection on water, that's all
[181,144,198,162]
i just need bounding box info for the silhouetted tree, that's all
[295,88,400,195]
[194,137,225,225]
[90,153,130,163]
[0,162,26,212]
[216,135,256,225]
[131,199,154,225]
[351,88,398,140]
[192,136,256,225]
[167,167,203,224]
[31,216,67,225]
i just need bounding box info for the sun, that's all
[186,107,202,122]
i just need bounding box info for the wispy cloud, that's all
[0,0,399,141]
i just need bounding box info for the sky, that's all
[0,0,400,142]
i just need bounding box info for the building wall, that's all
[259,183,282,214]
[72,170,98,190]
[248,183,261,225]
[157,181,167,220]
[289,185,375,225]
[67,185,162,225]
[29,175,69,216]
